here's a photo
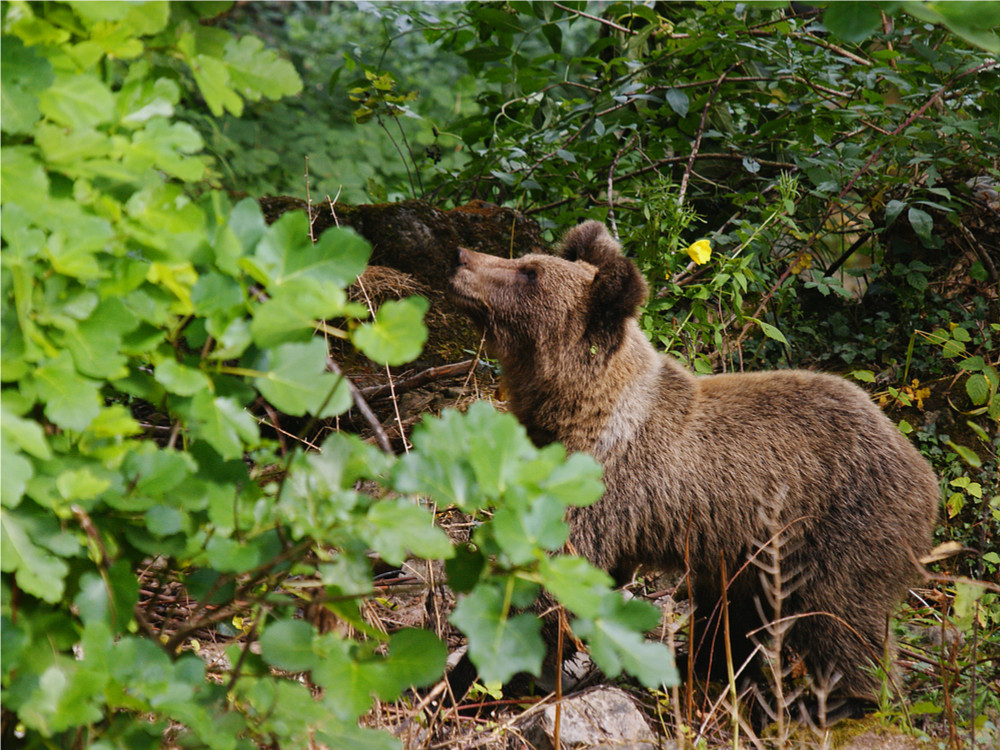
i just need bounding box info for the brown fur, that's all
[449,221,940,701]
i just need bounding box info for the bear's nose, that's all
[456,247,471,266]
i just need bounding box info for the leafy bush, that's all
[1,3,675,747]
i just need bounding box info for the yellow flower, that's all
[789,252,812,275]
[685,239,712,265]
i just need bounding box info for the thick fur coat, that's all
[448,221,940,700]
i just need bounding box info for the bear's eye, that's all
[518,266,537,282]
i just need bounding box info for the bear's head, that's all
[448,221,648,363]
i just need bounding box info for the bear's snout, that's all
[455,246,472,269]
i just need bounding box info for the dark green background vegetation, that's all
[2,2,997,748]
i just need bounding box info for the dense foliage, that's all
[1,3,675,748]
[2,1,998,748]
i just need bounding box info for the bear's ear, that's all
[560,221,648,337]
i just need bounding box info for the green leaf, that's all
[450,585,545,684]
[154,359,212,397]
[55,298,134,379]
[903,1,1000,53]
[445,543,486,594]
[492,495,568,563]
[250,278,348,349]
[756,319,789,346]
[22,351,102,431]
[851,369,876,383]
[464,401,535,497]
[245,213,371,293]
[539,451,605,507]
[185,392,260,460]
[575,613,678,688]
[0,437,33,508]
[352,296,428,366]
[204,535,263,573]
[253,339,352,418]
[965,373,990,406]
[117,76,180,126]
[947,441,982,468]
[377,628,447,693]
[1,404,52,460]
[907,207,937,248]
[260,619,317,672]
[1,505,72,603]
[665,87,689,117]
[223,35,304,101]
[823,3,883,43]
[538,556,615,618]
[0,36,54,134]
[190,52,243,117]
[38,73,115,128]
[364,499,453,566]
[126,118,207,182]
[884,199,906,225]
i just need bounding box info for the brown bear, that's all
[448,220,940,704]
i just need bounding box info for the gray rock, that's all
[520,687,673,750]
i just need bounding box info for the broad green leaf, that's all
[117,76,180,126]
[73,560,138,630]
[228,197,267,254]
[538,556,615,618]
[1,405,52,460]
[575,613,678,688]
[539,451,605,507]
[246,213,371,293]
[253,339,352,418]
[947,440,982,468]
[903,1,1000,53]
[665,87,689,117]
[824,3,883,43]
[22,351,102,431]
[0,437,32,508]
[450,585,545,684]
[314,723,401,750]
[250,278,348,348]
[907,207,936,248]
[126,118,207,181]
[194,275,242,322]
[492,495,568,563]
[0,37,53,134]
[56,467,110,504]
[261,619,318,672]
[204,535,264,573]
[0,506,71,603]
[391,409,479,508]
[352,296,428,366]
[223,35,304,101]
[364,499,453,566]
[185,392,259,460]
[311,635,378,720]
[38,73,115,128]
[464,401,534,497]
[756,319,789,346]
[0,148,50,215]
[56,298,134,379]
[190,52,243,117]
[367,628,447,697]
[145,504,184,536]
[965,373,990,406]
[154,359,212,397]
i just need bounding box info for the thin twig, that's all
[355,276,411,452]
[326,357,394,454]
[359,359,477,400]
[679,65,737,207]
